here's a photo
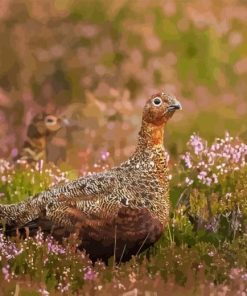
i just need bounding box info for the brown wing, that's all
[37,170,118,203]
[4,197,115,238]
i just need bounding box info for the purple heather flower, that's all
[197,171,207,180]
[47,239,65,255]
[1,175,7,183]
[212,173,218,184]
[229,268,242,280]
[57,282,70,293]
[84,267,96,280]
[100,150,110,161]
[205,218,219,232]
[35,230,44,246]
[2,265,10,282]
[38,288,50,296]
[185,177,193,185]
[225,193,232,199]
[242,273,247,281]
[189,134,205,155]
[10,148,18,158]
[205,177,212,186]
[183,133,247,187]
[0,233,23,259]
[182,152,192,168]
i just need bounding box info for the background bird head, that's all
[27,113,64,138]
[142,92,182,126]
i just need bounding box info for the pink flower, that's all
[47,239,65,255]
[2,265,10,282]
[197,171,207,181]
[189,134,205,155]
[182,132,247,187]
[185,177,193,185]
[100,150,110,161]
[182,152,192,168]
[84,267,96,281]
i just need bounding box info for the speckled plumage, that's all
[1,92,182,262]
[14,112,63,163]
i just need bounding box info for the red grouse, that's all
[1,92,182,262]
[14,113,65,164]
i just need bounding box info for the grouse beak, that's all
[61,117,72,127]
[61,117,83,128]
[167,100,182,111]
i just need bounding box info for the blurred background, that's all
[0,0,247,170]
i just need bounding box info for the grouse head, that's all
[27,113,64,138]
[142,92,182,126]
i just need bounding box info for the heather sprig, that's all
[181,132,247,189]
[1,230,246,294]
[176,133,247,237]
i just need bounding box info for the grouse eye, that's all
[45,116,57,125]
[152,97,162,106]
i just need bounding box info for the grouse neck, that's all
[137,120,165,151]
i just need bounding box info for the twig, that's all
[118,244,126,265]
[135,232,150,257]
[113,224,117,268]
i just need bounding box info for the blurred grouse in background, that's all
[1,92,182,262]
[14,112,69,164]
